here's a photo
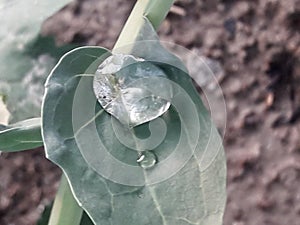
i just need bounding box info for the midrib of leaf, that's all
[144,175,168,224]
[142,157,206,225]
[142,121,204,225]
[127,127,168,224]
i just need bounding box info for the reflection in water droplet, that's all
[93,54,172,127]
[137,151,157,169]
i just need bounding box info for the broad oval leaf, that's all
[0,0,75,122]
[42,42,226,225]
[0,117,42,152]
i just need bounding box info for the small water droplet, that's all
[137,151,157,169]
[137,190,145,198]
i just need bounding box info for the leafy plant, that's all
[0,1,226,225]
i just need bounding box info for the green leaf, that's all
[42,23,226,225]
[0,118,43,152]
[0,0,75,123]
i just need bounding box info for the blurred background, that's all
[0,0,299,224]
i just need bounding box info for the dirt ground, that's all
[1,0,300,224]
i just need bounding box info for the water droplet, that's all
[93,54,172,127]
[137,151,157,169]
[136,190,145,199]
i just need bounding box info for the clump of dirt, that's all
[1,0,300,225]
[0,149,60,225]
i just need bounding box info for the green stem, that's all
[144,0,176,29]
[48,174,83,225]
[113,0,175,52]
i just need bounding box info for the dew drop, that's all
[93,54,172,127]
[136,190,145,199]
[137,151,157,169]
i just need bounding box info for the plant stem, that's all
[144,0,176,29]
[48,174,83,225]
[113,0,175,51]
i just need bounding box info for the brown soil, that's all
[1,0,300,224]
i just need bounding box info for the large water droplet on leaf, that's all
[93,54,172,127]
[137,151,157,169]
